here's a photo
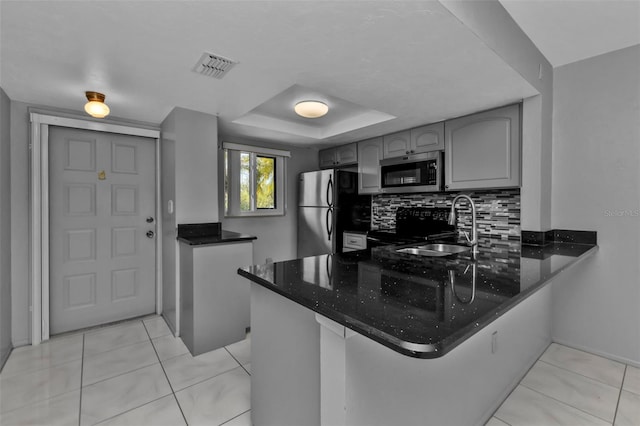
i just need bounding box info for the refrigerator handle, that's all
[326,254,333,289]
[327,174,334,207]
[326,208,333,241]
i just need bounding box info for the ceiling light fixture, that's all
[84,91,110,118]
[294,100,329,119]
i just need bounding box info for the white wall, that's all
[160,110,178,333]
[172,107,219,224]
[221,140,318,264]
[439,0,554,232]
[551,45,640,365]
[9,101,31,346]
[0,88,12,366]
[8,101,161,346]
[160,107,219,334]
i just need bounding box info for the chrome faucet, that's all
[448,194,479,255]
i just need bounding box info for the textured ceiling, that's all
[0,1,539,146]
[500,0,640,68]
[3,1,603,147]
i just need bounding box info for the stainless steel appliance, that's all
[297,170,371,257]
[379,151,443,193]
[367,206,455,248]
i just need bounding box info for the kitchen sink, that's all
[396,243,471,257]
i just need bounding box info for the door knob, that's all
[146,231,155,238]
[146,217,154,223]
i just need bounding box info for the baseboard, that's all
[0,346,13,373]
[552,338,640,368]
[11,338,29,348]
[163,314,179,337]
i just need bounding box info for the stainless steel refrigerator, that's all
[297,169,371,258]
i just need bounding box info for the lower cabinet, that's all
[249,278,551,426]
[180,241,253,356]
[357,137,383,194]
[319,143,358,169]
[250,282,321,426]
[343,232,367,252]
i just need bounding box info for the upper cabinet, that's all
[411,122,445,153]
[444,104,520,191]
[357,137,383,194]
[382,131,410,158]
[382,123,444,159]
[319,142,358,169]
[318,149,336,169]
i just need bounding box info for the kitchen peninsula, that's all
[238,234,597,426]
[178,223,256,356]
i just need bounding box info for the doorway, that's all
[30,112,162,343]
[48,126,157,334]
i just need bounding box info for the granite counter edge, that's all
[238,244,598,359]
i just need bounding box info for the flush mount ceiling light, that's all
[84,91,110,118]
[294,100,329,119]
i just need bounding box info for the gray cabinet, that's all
[180,240,253,356]
[411,122,445,153]
[319,143,358,169]
[357,137,383,194]
[318,149,336,169]
[382,131,411,158]
[250,282,321,426]
[445,104,520,191]
[382,123,444,159]
[343,232,367,252]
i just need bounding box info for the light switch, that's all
[168,200,174,214]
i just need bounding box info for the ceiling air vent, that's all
[192,52,237,79]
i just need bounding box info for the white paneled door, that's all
[49,126,157,335]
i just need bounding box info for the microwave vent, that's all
[192,52,237,79]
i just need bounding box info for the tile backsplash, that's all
[372,189,521,240]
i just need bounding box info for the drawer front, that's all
[343,233,367,250]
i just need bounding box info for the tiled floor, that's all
[1,317,639,426]
[489,343,640,426]
[0,316,251,426]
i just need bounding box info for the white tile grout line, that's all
[612,365,628,426]
[4,323,635,426]
[538,359,624,389]
[224,346,250,376]
[142,318,190,426]
[78,334,85,426]
[219,409,251,426]
[518,382,617,424]
[76,320,167,425]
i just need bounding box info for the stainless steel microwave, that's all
[379,151,443,193]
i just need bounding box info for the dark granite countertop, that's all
[343,229,368,235]
[178,230,256,246]
[238,237,597,359]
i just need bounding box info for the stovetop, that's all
[368,207,456,245]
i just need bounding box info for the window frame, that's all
[223,142,289,218]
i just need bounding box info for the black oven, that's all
[379,151,443,193]
[367,207,455,249]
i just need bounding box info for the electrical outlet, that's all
[491,331,498,354]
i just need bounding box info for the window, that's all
[224,142,289,217]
